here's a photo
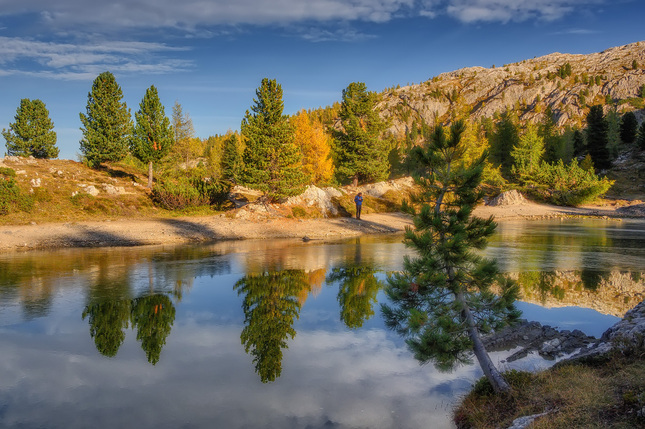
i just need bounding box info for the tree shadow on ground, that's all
[329,214,404,234]
[56,227,146,248]
[159,218,221,241]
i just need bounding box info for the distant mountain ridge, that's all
[377,41,645,136]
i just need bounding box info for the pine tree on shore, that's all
[131,85,174,188]
[586,105,611,170]
[3,98,59,159]
[382,121,520,394]
[241,78,306,200]
[79,72,132,167]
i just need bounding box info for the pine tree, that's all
[221,132,243,182]
[333,82,390,186]
[241,78,306,200]
[79,71,132,167]
[573,129,586,157]
[382,121,520,394]
[3,98,59,158]
[620,111,638,145]
[489,110,519,177]
[637,122,645,150]
[131,85,174,188]
[585,105,611,170]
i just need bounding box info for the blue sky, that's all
[1,0,643,160]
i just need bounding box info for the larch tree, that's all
[382,121,520,394]
[131,85,174,188]
[291,110,334,184]
[241,78,306,201]
[511,125,545,183]
[171,101,200,166]
[586,105,611,170]
[3,98,59,158]
[333,82,390,186]
[80,71,132,168]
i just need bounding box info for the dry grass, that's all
[454,351,645,428]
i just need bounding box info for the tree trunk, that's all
[148,161,154,189]
[457,292,511,394]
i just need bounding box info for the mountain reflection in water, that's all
[0,220,644,428]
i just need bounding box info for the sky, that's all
[1,0,644,160]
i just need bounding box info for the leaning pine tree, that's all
[131,85,174,188]
[382,121,520,394]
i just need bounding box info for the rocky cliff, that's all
[378,42,645,136]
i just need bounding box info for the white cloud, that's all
[443,0,603,23]
[0,37,193,80]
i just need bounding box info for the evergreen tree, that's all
[511,125,545,183]
[573,129,586,157]
[382,121,520,394]
[79,71,132,167]
[637,122,645,150]
[131,85,174,188]
[489,110,519,177]
[539,106,564,163]
[585,105,611,170]
[234,270,309,383]
[333,82,390,186]
[221,132,243,182]
[241,78,306,200]
[605,107,621,160]
[620,111,638,145]
[130,294,175,365]
[3,98,59,158]
[82,299,131,357]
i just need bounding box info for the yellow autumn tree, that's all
[291,110,334,184]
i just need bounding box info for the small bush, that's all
[0,167,16,178]
[291,206,307,218]
[0,177,34,215]
[152,174,231,210]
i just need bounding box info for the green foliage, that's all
[82,299,131,357]
[586,105,611,170]
[637,122,645,150]
[0,167,16,177]
[333,82,391,185]
[558,63,572,79]
[382,121,520,392]
[131,85,174,186]
[151,171,230,210]
[326,264,383,329]
[234,270,308,383]
[620,111,638,145]
[130,294,175,365]
[80,72,132,168]
[3,99,59,158]
[530,159,613,206]
[511,125,545,183]
[489,110,519,177]
[0,177,34,215]
[241,78,307,201]
[221,133,244,182]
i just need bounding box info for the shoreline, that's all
[0,201,641,253]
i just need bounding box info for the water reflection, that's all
[0,220,644,428]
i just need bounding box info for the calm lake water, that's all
[1,219,644,429]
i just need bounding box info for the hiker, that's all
[354,192,363,220]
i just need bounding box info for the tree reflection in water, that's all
[326,264,383,329]
[234,270,309,383]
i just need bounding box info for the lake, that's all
[1,219,644,428]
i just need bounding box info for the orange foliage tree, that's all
[291,110,334,184]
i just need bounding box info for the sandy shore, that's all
[0,201,639,252]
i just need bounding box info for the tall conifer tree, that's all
[382,121,520,394]
[489,110,519,177]
[586,105,611,170]
[620,111,638,145]
[131,85,174,188]
[3,98,58,158]
[79,71,132,167]
[241,78,306,200]
[221,133,243,182]
[333,82,390,186]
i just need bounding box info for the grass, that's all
[453,348,645,428]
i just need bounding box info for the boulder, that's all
[487,190,527,206]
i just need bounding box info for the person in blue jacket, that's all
[354,192,363,220]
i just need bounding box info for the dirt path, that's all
[0,202,640,253]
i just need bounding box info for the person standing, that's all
[354,192,363,220]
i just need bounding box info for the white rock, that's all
[30,178,41,187]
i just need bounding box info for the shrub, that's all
[0,177,33,215]
[0,167,16,178]
[152,174,231,210]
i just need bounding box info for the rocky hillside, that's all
[378,41,645,136]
